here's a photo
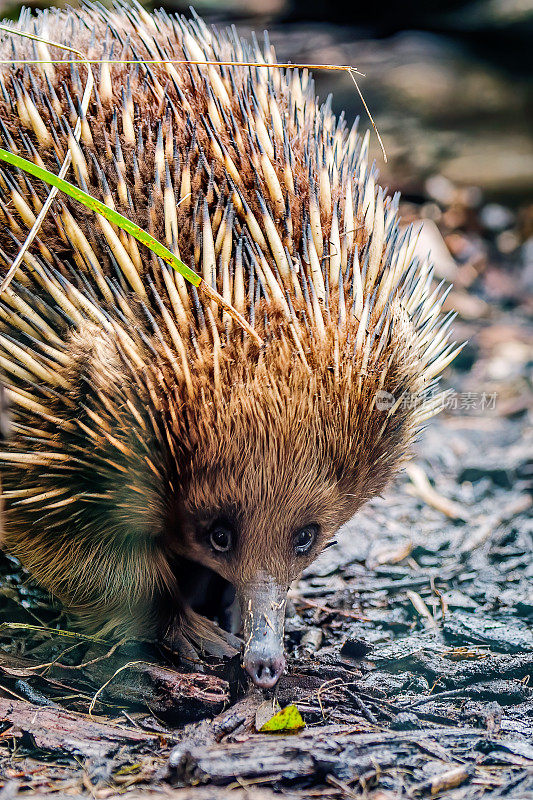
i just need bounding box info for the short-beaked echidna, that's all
[0,4,460,688]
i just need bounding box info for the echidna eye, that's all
[209,524,233,553]
[294,524,319,555]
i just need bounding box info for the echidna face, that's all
[177,488,342,689]
[167,363,395,687]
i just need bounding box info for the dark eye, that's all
[209,524,233,553]
[294,524,319,555]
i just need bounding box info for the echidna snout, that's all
[240,576,287,689]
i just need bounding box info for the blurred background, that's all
[0,0,532,409]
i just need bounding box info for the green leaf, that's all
[0,147,201,288]
[258,703,305,733]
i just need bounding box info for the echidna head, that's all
[165,335,410,688]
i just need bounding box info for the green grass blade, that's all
[0,147,201,288]
[0,622,106,642]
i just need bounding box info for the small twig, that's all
[344,688,379,725]
[1,55,364,74]
[414,764,473,796]
[404,688,474,708]
[199,281,263,345]
[316,677,345,720]
[406,589,439,631]
[3,638,127,676]
[405,463,467,521]
[326,774,360,799]
[293,597,369,621]
[347,68,387,162]
[353,690,459,727]
[0,623,106,643]
[121,711,142,729]
[88,660,145,715]
[48,638,127,673]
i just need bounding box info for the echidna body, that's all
[0,4,459,688]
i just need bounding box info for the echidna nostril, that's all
[244,653,286,689]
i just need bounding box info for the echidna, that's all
[0,3,459,688]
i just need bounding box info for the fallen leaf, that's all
[258,703,305,733]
